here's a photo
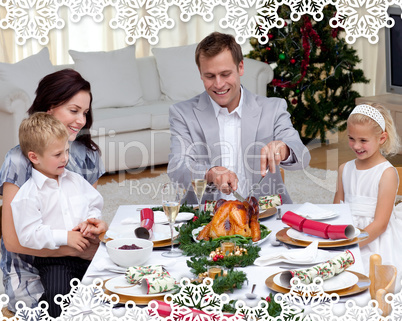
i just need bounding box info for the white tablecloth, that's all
[82,203,371,314]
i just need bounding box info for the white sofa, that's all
[0,45,274,173]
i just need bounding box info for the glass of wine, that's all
[191,161,208,213]
[161,181,185,258]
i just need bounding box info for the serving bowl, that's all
[106,238,153,267]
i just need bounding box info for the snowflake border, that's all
[0,0,400,45]
[1,277,402,321]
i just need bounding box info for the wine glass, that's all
[191,161,208,213]
[161,181,185,257]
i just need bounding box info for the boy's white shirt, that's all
[11,168,103,250]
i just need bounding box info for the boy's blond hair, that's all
[348,102,401,156]
[19,112,69,158]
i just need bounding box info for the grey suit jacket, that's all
[168,87,311,205]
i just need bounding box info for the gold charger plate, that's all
[259,207,277,219]
[102,280,167,304]
[99,232,178,248]
[276,227,368,248]
[265,271,370,297]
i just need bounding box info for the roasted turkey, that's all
[196,196,261,242]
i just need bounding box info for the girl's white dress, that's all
[343,159,402,290]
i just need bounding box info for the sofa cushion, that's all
[152,44,204,101]
[90,101,173,137]
[0,48,54,103]
[91,107,151,137]
[69,46,144,110]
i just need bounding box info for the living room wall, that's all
[0,5,387,98]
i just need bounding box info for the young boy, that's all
[11,112,107,317]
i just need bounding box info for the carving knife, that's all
[229,186,246,202]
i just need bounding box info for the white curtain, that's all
[0,5,386,97]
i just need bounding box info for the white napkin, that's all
[254,241,320,266]
[120,211,194,225]
[91,257,126,274]
[294,202,336,220]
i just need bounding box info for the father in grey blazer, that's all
[168,32,311,205]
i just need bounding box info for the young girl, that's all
[334,103,402,286]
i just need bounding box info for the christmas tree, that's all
[245,6,369,144]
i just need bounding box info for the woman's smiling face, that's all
[47,90,90,141]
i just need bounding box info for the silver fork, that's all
[276,208,282,220]
[248,168,269,197]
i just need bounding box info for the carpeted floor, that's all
[97,166,338,225]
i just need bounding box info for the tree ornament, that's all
[250,38,258,46]
[268,33,274,40]
[245,6,369,144]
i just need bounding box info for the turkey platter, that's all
[196,197,261,242]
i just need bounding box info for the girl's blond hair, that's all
[347,102,401,156]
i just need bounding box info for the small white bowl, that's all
[106,238,153,267]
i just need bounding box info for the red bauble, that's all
[290,58,296,64]
[268,33,274,40]
[292,98,298,105]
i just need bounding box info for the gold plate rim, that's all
[259,207,277,219]
[99,232,177,248]
[102,281,166,304]
[265,270,370,297]
[276,227,368,248]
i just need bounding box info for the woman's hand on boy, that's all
[67,231,90,252]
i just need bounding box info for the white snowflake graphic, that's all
[395,0,402,16]
[0,0,65,45]
[2,277,402,320]
[218,0,285,44]
[56,278,119,320]
[282,0,336,22]
[9,301,53,321]
[64,0,110,22]
[174,0,220,22]
[330,0,396,44]
[163,277,231,320]
[113,300,161,321]
[109,0,175,45]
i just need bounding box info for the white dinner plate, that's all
[273,271,358,292]
[106,224,178,242]
[192,225,271,246]
[105,275,174,297]
[287,226,360,244]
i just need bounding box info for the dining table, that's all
[82,203,372,316]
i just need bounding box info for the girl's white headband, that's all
[350,104,385,131]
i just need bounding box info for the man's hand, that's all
[260,140,290,175]
[67,231,90,252]
[205,166,238,194]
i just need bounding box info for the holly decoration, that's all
[245,6,369,143]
